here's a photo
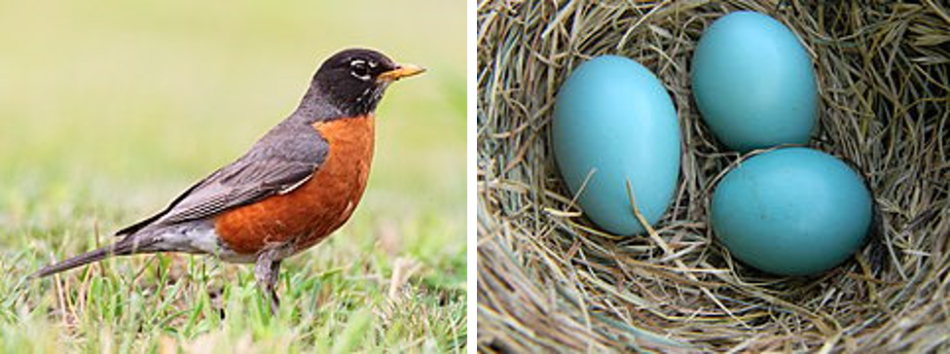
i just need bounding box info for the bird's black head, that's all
[307,48,424,118]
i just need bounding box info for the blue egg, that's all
[553,55,681,236]
[711,148,872,276]
[691,11,818,152]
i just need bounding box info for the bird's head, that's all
[309,48,425,117]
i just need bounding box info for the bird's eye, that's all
[350,60,371,81]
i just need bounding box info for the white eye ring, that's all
[350,59,371,81]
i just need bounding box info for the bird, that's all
[29,48,424,314]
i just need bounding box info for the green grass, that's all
[0,1,466,352]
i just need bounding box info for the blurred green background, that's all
[0,0,468,349]
[0,0,465,214]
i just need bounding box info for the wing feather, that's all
[115,123,328,236]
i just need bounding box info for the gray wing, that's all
[115,124,328,236]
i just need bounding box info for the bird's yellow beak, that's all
[378,64,426,82]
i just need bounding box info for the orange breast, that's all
[214,116,375,255]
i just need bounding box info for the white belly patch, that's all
[156,223,257,264]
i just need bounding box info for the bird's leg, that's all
[254,250,283,315]
[267,260,282,312]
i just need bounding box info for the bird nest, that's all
[477,1,950,352]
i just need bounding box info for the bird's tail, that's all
[29,236,159,279]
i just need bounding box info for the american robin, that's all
[30,48,424,314]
